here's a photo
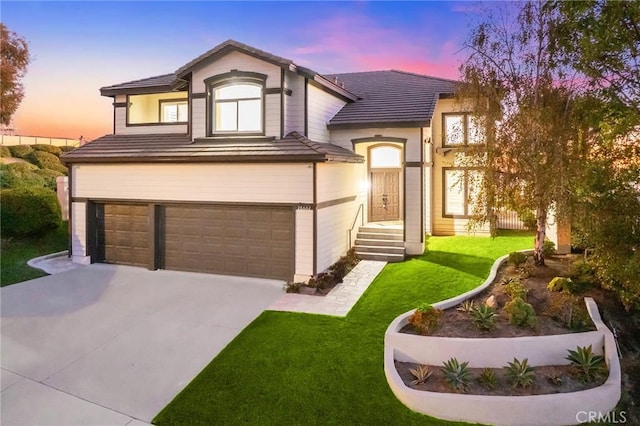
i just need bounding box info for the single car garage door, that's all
[162,205,294,280]
[96,203,150,268]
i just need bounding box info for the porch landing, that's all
[354,222,405,262]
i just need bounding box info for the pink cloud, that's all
[288,13,462,79]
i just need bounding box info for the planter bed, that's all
[383,252,621,426]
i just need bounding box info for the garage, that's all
[96,203,150,268]
[95,202,294,280]
[162,204,294,280]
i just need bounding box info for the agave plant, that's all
[566,345,605,382]
[409,364,433,385]
[505,357,536,388]
[470,304,497,331]
[477,367,498,390]
[456,299,476,313]
[441,357,472,392]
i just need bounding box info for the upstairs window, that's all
[160,100,188,123]
[212,83,262,133]
[443,113,483,147]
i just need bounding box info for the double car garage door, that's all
[96,203,294,280]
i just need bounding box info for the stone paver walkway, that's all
[268,260,387,316]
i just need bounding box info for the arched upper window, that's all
[370,146,402,168]
[212,82,263,133]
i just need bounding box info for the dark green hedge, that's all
[26,150,68,174]
[0,146,10,157]
[32,144,63,156]
[0,187,62,237]
[34,168,64,190]
[0,163,44,189]
[8,145,33,159]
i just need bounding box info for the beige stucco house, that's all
[63,40,486,282]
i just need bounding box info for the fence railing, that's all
[1,135,81,147]
[497,209,532,231]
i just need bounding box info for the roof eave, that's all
[62,154,331,164]
[100,85,178,97]
[327,120,431,130]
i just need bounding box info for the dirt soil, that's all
[402,255,595,337]
[395,361,605,396]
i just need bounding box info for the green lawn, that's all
[1,223,69,286]
[154,232,533,425]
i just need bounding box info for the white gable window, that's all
[443,113,484,146]
[213,83,262,133]
[160,100,188,123]
[443,168,484,217]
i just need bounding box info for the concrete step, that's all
[355,252,405,262]
[354,239,405,248]
[356,232,403,241]
[353,245,406,255]
[358,226,403,235]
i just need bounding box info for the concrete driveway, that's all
[1,264,283,425]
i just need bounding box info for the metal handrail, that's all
[347,203,364,249]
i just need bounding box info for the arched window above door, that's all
[370,146,402,168]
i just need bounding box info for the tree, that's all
[458,1,583,265]
[554,0,640,118]
[0,23,30,126]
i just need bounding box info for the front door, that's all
[370,170,400,221]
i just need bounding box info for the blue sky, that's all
[2,1,478,139]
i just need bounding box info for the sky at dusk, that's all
[2,1,481,140]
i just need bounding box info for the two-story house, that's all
[63,40,486,282]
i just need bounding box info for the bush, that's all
[0,163,45,189]
[1,187,62,237]
[59,145,77,153]
[508,251,527,267]
[0,146,11,157]
[408,303,443,335]
[569,259,599,290]
[545,292,592,331]
[34,168,64,190]
[543,240,556,256]
[26,150,68,174]
[504,297,537,328]
[547,276,574,293]
[32,144,63,156]
[8,145,33,158]
[505,279,528,300]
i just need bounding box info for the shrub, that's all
[505,358,536,388]
[34,168,64,190]
[0,187,62,237]
[569,259,599,290]
[59,145,77,153]
[26,150,68,174]
[545,292,592,331]
[8,144,33,158]
[505,279,528,300]
[566,345,605,382]
[409,364,433,385]
[0,146,11,157]
[0,163,45,189]
[508,251,527,267]
[547,276,574,293]
[32,144,63,156]
[470,304,497,331]
[543,240,556,256]
[307,272,333,290]
[504,297,537,328]
[441,358,472,392]
[477,367,498,390]
[408,303,443,335]
[283,281,303,293]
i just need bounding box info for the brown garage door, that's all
[97,203,150,267]
[162,205,294,280]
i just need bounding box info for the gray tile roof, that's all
[100,73,176,96]
[62,132,363,164]
[325,70,458,128]
[176,39,294,78]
